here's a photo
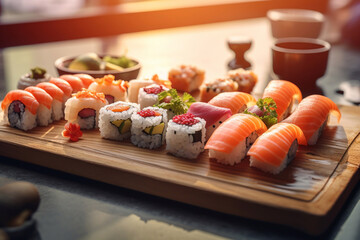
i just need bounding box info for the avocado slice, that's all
[111,119,132,134]
[143,122,165,135]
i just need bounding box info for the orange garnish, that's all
[95,74,128,92]
[62,122,83,142]
[107,105,130,112]
[74,88,106,103]
[151,74,172,89]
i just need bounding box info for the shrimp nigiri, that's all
[248,123,307,174]
[205,113,267,165]
[263,80,302,121]
[1,90,39,131]
[282,95,341,145]
[24,86,53,126]
[208,92,256,115]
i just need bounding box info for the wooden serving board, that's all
[0,105,359,235]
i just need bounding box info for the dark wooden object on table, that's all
[227,36,252,70]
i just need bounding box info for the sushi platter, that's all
[0,104,359,235]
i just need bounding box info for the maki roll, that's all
[188,102,232,141]
[36,82,64,121]
[168,65,205,92]
[24,86,53,126]
[1,90,39,131]
[227,68,258,93]
[205,114,267,165]
[64,89,108,129]
[131,107,167,149]
[138,84,168,109]
[88,75,128,104]
[199,78,238,102]
[99,101,140,141]
[166,113,206,159]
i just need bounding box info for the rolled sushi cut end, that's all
[36,104,53,126]
[138,84,167,109]
[5,100,37,131]
[209,131,258,165]
[51,99,64,121]
[99,101,140,141]
[131,107,167,149]
[166,113,206,159]
[250,139,298,174]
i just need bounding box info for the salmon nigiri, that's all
[74,74,94,88]
[263,80,302,121]
[36,82,64,121]
[282,95,341,145]
[248,123,307,174]
[25,86,53,126]
[208,92,256,115]
[60,75,84,93]
[205,113,267,165]
[1,90,39,131]
[49,78,73,105]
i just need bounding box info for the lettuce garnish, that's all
[154,89,195,115]
[244,97,278,128]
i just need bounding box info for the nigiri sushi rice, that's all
[138,84,168,109]
[24,86,53,127]
[166,113,206,159]
[36,82,64,121]
[99,101,140,141]
[131,107,167,149]
[1,90,39,131]
[65,89,108,129]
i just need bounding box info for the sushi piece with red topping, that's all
[138,84,168,109]
[166,113,206,159]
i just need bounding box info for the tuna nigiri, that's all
[263,80,302,121]
[248,123,307,174]
[24,86,53,126]
[205,113,267,165]
[208,92,256,115]
[1,90,39,131]
[88,75,128,104]
[36,82,65,121]
[74,74,94,88]
[60,75,84,93]
[282,95,341,145]
[65,89,108,129]
[188,102,232,141]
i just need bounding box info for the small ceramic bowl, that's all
[55,55,141,81]
[267,9,324,39]
[272,37,331,95]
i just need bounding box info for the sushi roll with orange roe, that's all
[248,123,307,174]
[88,75,128,104]
[1,90,39,131]
[24,86,53,126]
[205,113,267,165]
[74,74,94,88]
[36,82,64,121]
[64,89,108,129]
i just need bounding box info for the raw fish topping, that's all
[138,109,161,117]
[62,122,83,142]
[74,89,106,103]
[144,85,165,95]
[107,105,130,112]
[173,113,199,126]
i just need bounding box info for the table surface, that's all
[0,17,360,240]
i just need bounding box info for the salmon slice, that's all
[248,123,307,169]
[1,90,39,114]
[36,82,64,102]
[24,87,53,109]
[281,95,341,144]
[263,80,302,121]
[208,92,256,115]
[60,75,84,93]
[49,78,73,96]
[74,74,94,88]
[205,113,267,154]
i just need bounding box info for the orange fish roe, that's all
[107,105,130,112]
[95,74,129,91]
[62,122,83,142]
[151,74,172,89]
[74,88,106,103]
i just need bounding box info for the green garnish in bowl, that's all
[30,67,47,79]
[103,55,136,68]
